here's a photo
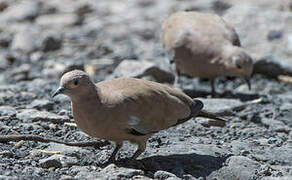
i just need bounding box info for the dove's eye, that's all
[69,79,79,89]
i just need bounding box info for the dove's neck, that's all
[70,83,102,106]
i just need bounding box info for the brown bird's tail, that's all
[197,110,227,127]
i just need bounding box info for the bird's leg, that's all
[174,70,182,88]
[108,142,122,162]
[210,79,216,97]
[131,141,146,160]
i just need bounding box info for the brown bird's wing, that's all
[97,78,202,135]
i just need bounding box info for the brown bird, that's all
[162,11,254,96]
[52,70,225,161]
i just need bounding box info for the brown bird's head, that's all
[52,70,96,100]
[222,46,254,89]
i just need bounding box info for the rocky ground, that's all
[0,0,292,179]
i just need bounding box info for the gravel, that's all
[0,0,292,179]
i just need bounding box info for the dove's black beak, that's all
[52,87,65,98]
[244,77,251,90]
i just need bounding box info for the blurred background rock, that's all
[0,0,291,83]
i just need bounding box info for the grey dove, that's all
[52,70,225,161]
[162,11,254,96]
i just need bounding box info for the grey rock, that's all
[0,91,14,105]
[0,106,16,116]
[267,30,283,41]
[0,150,13,158]
[287,34,292,51]
[27,99,54,111]
[154,170,177,179]
[61,64,85,77]
[39,155,63,168]
[8,63,31,81]
[223,4,292,62]
[11,27,39,52]
[0,33,12,48]
[71,166,102,179]
[36,13,80,27]
[0,1,8,12]
[19,122,43,132]
[40,154,78,167]
[261,118,290,133]
[1,50,29,67]
[209,156,260,180]
[43,61,66,78]
[45,143,91,156]
[253,56,292,78]
[99,164,145,179]
[60,156,79,167]
[59,175,77,180]
[212,0,231,14]
[261,145,292,166]
[263,177,292,180]
[25,78,53,95]
[16,109,69,123]
[30,51,44,62]
[0,175,18,180]
[221,0,291,11]
[0,54,10,70]
[40,33,62,52]
[0,1,40,22]
[21,166,42,175]
[112,59,174,83]
[130,21,156,40]
[198,98,244,115]
[43,61,84,79]
[279,102,292,127]
[82,18,103,38]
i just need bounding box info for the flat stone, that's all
[99,164,145,179]
[39,155,63,168]
[261,118,290,133]
[198,98,244,115]
[59,175,77,180]
[154,170,177,179]
[11,28,39,52]
[27,99,54,111]
[0,106,16,116]
[45,143,91,156]
[209,156,260,180]
[71,166,101,179]
[36,13,79,27]
[0,91,14,105]
[263,145,292,166]
[16,109,69,123]
[0,175,18,180]
[112,59,174,83]
[40,33,62,52]
[0,1,40,22]
[263,177,292,180]
[43,61,66,79]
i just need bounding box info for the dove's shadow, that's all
[114,153,230,178]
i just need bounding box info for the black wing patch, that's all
[128,128,147,136]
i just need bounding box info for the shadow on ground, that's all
[115,153,231,178]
